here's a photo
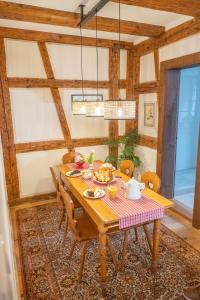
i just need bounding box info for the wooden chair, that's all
[120,160,135,178]
[62,150,75,164]
[141,171,161,193]
[119,172,161,270]
[59,183,118,282]
[50,167,82,245]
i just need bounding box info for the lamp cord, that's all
[80,26,85,100]
[96,9,99,100]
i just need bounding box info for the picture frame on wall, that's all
[144,102,156,127]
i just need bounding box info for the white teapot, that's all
[124,177,145,200]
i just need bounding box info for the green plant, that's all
[104,130,141,168]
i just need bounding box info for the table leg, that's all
[99,231,107,296]
[151,219,161,273]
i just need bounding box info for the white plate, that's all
[93,177,116,185]
[83,189,106,199]
[65,171,82,177]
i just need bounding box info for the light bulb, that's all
[80,105,86,114]
[95,106,101,116]
[118,108,123,117]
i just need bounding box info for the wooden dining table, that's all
[59,163,173,290]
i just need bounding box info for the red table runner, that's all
[67,163,164,229]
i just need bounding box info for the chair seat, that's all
[76,214,99,240]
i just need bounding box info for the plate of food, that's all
[94,168,116,184]
[83,188,105,199]
[65,170,82,177]
[99,163,115,171]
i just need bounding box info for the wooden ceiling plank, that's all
[0,1,165,37]
[112,0,200,17]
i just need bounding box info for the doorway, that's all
[157,52,200,228]
[174,66,200,217]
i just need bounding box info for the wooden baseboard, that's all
[9,192,56,207]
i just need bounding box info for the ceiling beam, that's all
[0,1,165,37]
[0,26,133,49]
[112,0,200,17]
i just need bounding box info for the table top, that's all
[59,164,173,230]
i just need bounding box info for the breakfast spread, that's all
[94,165,114,183]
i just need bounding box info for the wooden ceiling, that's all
[0,0,198,39]
[112,0,200,17]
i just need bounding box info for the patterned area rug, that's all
[17,203,200,300]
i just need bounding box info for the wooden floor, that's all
[10,199,200,299]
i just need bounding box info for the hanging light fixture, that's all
[71,5,87,115]
[86,9,104,117]
[104,0,136,120]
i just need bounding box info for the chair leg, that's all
[78,241,87,282]
[119,230,129,271]
[58,207,65,229]
[63,217,68,246]
[69,238,77,259]
[107,236,118,272]
[143,224,153,255]
[134,228,138,242]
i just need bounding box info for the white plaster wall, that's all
[159,33,200,62]
[140,52,155,82]
[17,145,108,197]
[10,88,63,143]
[136,146,157,173]
[5,39,46,78]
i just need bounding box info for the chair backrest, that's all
[50,166,59,193]
[62,151,75,164]
[120,160,135,178]
[59,183,78,236]
[141,171,161,193]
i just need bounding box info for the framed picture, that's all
[71,94,103,115]
[144,102,156,127]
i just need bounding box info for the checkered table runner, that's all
[67,163,164,229]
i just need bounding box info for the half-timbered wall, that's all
[138,32,200,172]
[2,37,128,200]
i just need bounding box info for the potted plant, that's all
[104,130,141,168]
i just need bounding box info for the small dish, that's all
[65,170,82,177]
[83,189,105,199]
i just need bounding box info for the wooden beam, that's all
[8,78,110,89]
[15,138,108,153]
[134,81,159,93]
[125,49,136,132]
[154,49,160,81]
[38,42,73,149]
[109,47,119,160]
[73,137,107,148]
[7,77,127,89]
[0,1,165,37]
[0,26,132,49]
[10,192,56,207]
[139,135,157,149]
[112,0,200,17]
[0,38,20,201]
[135,17,200,56]
[133,54,140,130]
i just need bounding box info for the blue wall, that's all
[176,66,200,171]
